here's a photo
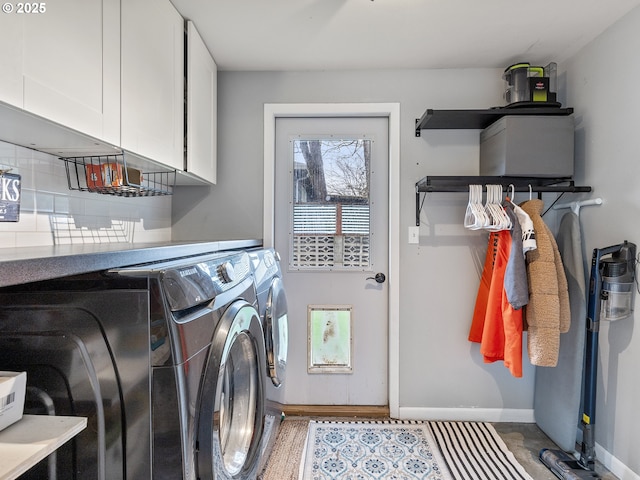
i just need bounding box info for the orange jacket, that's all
[469,231,523,377]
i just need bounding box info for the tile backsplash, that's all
[0,140,172,248]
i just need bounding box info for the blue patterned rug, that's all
[299,420,533,480]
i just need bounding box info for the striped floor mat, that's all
[299,420,533,480]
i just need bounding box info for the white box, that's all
[0,371,26,431]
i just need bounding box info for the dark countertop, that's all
[0,239,262,288]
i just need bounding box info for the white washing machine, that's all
[249,248,289,477]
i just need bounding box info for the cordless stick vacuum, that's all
[540,241,637,480]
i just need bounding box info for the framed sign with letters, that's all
[0,172,21,222]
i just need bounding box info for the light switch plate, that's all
[408,226,419,244]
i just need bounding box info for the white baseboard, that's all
[596,442,640,480]
[397,407,536,423]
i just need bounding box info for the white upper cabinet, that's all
[0,1,215,185]
[121,0,184,171]
[0,0,121,146]
[186,22,217,184]
[0,12,24,108]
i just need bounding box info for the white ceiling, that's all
[170,0,640,72]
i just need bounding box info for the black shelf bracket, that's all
[414,176,592,226]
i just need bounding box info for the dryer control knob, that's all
[217,262,236,284]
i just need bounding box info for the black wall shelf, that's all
[415,107,574,136]
[414,176,592,226]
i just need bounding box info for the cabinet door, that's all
[0,15,23,108]
[121,0,184,171]
[0,0,120,146]
[187,22,217,184]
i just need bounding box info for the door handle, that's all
[366,273,386,284]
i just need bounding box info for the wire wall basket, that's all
[61,153,176,197]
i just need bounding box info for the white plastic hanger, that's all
[495,184,512,230]
[464,185,478,230]
[464,185,477,229]
[483,185,499,231]
[465,184,488,230]
[483,185,511,231]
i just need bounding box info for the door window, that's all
[290,138,372,270]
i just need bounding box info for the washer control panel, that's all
[115,251,253,312]
[217,261,236,284]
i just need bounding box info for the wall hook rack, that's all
[415,176,592,226]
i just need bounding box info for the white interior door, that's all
[274,116,389,406]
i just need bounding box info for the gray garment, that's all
[534,211,586,452]
[503,201,529,309]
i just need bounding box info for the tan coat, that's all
[520,199,571,367]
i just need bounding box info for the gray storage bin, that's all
[479,115,574,177]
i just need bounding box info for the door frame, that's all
[263,103,400,417]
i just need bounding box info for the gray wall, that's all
[564,6,640,475]
[171,7,640,476]
[172,66,540,417]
